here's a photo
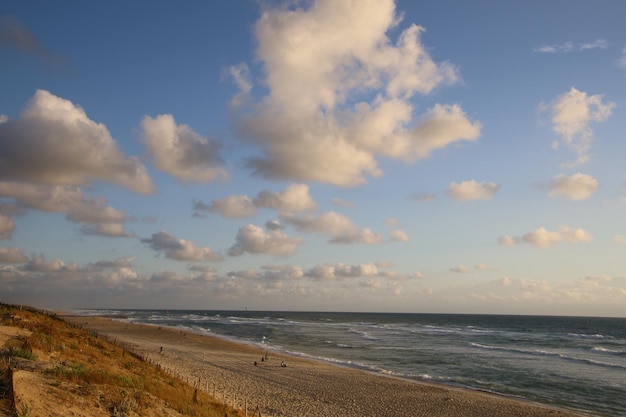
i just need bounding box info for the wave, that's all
[592,346,626,356]
[471,343,626,370]
[568,332,611,340]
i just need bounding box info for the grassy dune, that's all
[0,304,238,417]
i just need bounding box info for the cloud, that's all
[451,264,487,273]
[141,231,223,261]
[0,247,26,263]
[0,182,133,237]
[140,114,227,182]
[194,195,256,219]
[614,235,626,245]
[0,90,154,194]
[389,229,409,242]
[91,257,136,269]
[412,193,437,202]
[283,211,383,244]
[0,214,15,240]
[0,15,67,68]
[499,226,592,248]
[533,39,608,53]
[446,180,500,201]
[543,87,615,165]
[228,224,302,256]
[23,254,72,273]
[231,0,479,186]
[194,183,317,218]
[80,223,135,238]
[253,183,317,214]
[547,173,599,200]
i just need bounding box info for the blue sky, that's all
[1,0,625,316]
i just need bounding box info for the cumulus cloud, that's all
[389,229,409,242]
[140,114,227,182]
[533,39,608,53]
[0,182,133,237]
[0,90,154,194]
[194,195,256,219]
[446,180,500,201]
[23,254,73,273]
[231,0,479,186]
[194,183,317,218]
[141,231,223,261]
[253,183,317,214]
[499,226,592,248]
[547,173,599,200]
[283,211,383,244]
[0,247,26,263]
[543,87,615,165]
[228,224,302,256]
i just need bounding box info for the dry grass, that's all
[1,304,239,417]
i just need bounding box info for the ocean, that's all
[76,310,626,416]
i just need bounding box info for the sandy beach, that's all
[68,316,592,417]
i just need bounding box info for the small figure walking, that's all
[159,346,163,354]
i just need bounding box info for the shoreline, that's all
[65,315,595,417]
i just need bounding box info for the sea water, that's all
[76,310,626,416]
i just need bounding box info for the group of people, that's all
[253,351,287,367]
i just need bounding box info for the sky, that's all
[1,0,626,317]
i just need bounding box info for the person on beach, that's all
[159,346,163,354]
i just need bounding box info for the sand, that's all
[67,316,593,417]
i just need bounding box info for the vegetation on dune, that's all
[0,303,239,417]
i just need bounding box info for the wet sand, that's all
[67,316,592,417]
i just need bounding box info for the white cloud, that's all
[0,90,154,194]
[231,0,479,186]
[0,115,7,123]
[548,173,599,200]
[228,224,302,256]
[253,183,317,214]
[141,231,223,261]
[140,114,227,182]
[23,254,69,272]
[446,180,500,201]
[499,226,592,248]
[545,87,615,165]
[194,195,256,219]
[390,229,410,242]
[0,247,26,263]
[0,182,131,237]
[533,39,607,53]
[451,265,471,273]
[283,211,383,244]
[195,183,317,218]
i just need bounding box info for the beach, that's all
[68,316,592,417]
